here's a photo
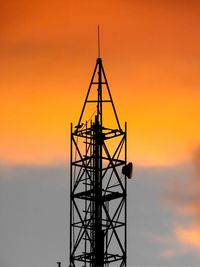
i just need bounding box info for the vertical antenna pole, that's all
[98,25,100,58]
[69,123,73,267]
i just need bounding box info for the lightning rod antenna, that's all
[98,25,101,58]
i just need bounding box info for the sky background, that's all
[1,0,200,266]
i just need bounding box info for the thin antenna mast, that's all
[98,25,101,58]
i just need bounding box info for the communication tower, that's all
[69,33,132,267]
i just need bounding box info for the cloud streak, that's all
[161,145,200,259]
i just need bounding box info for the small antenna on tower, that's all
[98,25,101,58]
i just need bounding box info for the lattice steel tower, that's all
[69,49,132,267]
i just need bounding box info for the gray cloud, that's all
[0,163,199,267]
[0,165,68,267]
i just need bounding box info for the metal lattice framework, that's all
[70,58,127,267]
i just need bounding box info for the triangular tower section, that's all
[76,58,122,135]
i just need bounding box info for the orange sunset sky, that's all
[1,0,200,166]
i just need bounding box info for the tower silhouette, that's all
[69,55,131,266]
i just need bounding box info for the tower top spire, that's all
[97,25,101,58]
